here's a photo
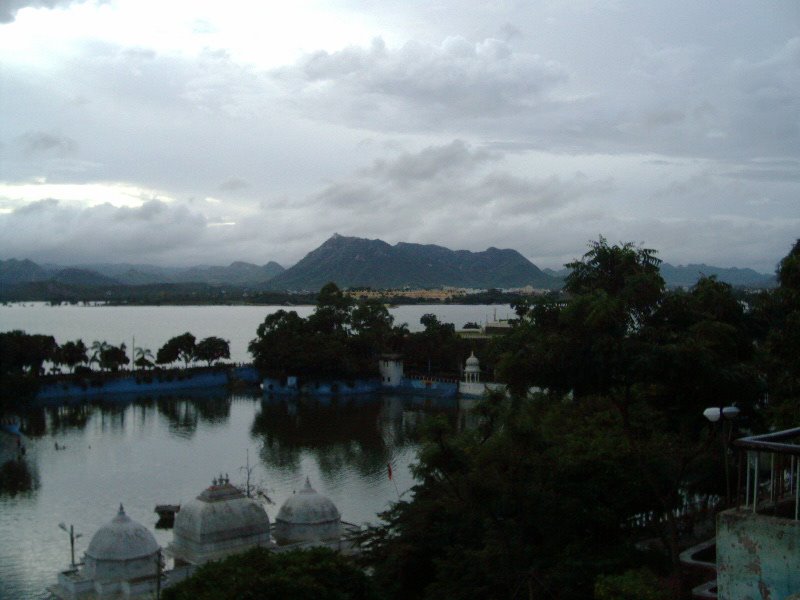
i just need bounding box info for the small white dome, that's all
[465,352,480,371]
[274,478,341,545]
[86,505,159,562]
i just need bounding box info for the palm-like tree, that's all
[134,346,155,370]
[90,340,110,370]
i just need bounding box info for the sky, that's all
[0,0,798,272]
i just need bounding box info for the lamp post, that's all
[703,406,741,506]
[58,522,83,569]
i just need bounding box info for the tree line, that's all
[248,283,485,382]
[0,331,231,386]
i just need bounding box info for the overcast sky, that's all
[1,0,798,272]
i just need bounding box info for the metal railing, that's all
[733,427,800,520]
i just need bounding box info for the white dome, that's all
[85,505,159,563]
[274,478,341,545]
[465,352,480,372]
[170,477,271,564]
[174,480,270,544]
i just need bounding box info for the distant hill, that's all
[658,263,776,289]
[51,268,120,286]
[0,258,49,285]
[543,263,775,289]
[266,234,559,291]
[40,261,285,286]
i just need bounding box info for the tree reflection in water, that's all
[156,391,232,439]
[0,458,38,496]
[251,394,458,479]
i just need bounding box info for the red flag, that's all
[387,462,393,481]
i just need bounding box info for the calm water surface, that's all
[0,391,461,598]
[0,304,493,598]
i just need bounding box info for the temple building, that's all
[49,505,162,600]
[274,477,342,547]
[50,476,358,597]
[168,475,272,565]
[458,352,507,399]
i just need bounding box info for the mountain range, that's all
[1,235,777,293]
[265,234,557,290]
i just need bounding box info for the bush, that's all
[594,568,671,600]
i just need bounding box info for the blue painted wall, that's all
[37,369,236,399]
[261,377,382,396]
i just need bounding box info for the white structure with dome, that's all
[168,475,272,565]
[458,352,508,399]
[274,477,343,547]
[49,505,162,599]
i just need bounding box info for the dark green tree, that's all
[163,546,378,600]
[98,343,129,372]
[194,336,231,366]
[360,393,656,600]
[57,340,88,373]
[157,332,196,367]
[754,239,800,427]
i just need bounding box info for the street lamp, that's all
[703,405,741,506]
[58,522,83,568]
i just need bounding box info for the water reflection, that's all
[157,392,232,438]
[0,457,38,495]
[252,394,458,478]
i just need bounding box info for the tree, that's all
[754,239,800,427]
[157,333,196,367]
[163,546,378,600]
[58,340,88,373]
[487,238,760,597]
[309,282,354,334]
[360,394,655,600]
[194,336,231,366]
[90,340,110,370]
[133,347,155,369]
[98,343,129,372]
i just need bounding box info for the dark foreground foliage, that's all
[163,547,379,600]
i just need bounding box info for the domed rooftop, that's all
[465,352,480,371]
[174,476,270,545]
[86,504,159,562]
[274,477,341,545]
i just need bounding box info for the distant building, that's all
[379,354,404,387]
[457,352,507,399]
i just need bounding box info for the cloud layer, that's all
[1,1,798,272]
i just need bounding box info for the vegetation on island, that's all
[0,330,231,407]
[248,282,485,382]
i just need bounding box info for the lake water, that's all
[0,304,496,598]
[0,390,464,598]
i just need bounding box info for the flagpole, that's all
[388,462,400,501]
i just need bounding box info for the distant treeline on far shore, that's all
[0,281,562,306]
